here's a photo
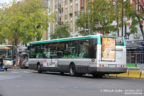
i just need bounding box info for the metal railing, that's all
[127,51,144,66]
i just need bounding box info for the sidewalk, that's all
[108,67,144,79]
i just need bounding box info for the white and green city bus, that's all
[0,45,16,69]
[28,35,127,77]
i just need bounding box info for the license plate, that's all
[109,64,116,67]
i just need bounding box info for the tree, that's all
[76,0,143,39]
[76,12,89,35]
[132,0,144,39]
[114,0,134,36]
[76,0,117,35]
[0,9,6,44]
[51,24,70,39]
[0,0,52,45]
[115,0,144,39]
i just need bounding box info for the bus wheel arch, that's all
[37,63,42,73]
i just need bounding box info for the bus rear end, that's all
[0,46,13,69]
[96,36,127,74]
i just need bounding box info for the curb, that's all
[108,68,144,79]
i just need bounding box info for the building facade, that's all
[42,0,88,40]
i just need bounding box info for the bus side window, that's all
[29,46,36,58]
[78,39,97,58]
[63,42,71,58]
[57,51,63,58]
[35,45,43,58]
[43,46,50,58]
[79,40,89,58]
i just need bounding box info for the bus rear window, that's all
[116,37,124,45]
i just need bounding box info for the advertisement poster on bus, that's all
[102,37,116,61]
[43,59,57,67]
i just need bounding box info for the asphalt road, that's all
[0,69,144,96]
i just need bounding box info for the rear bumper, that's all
[88,67,127,74]
[23,64,29,67]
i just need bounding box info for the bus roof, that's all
[29,35,125,46]
[0,46,11,49]
[30,35,101,45]
[0,45,13,47]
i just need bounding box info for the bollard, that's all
[128,69,130,78]
[139,71,142,79]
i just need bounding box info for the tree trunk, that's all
[116,17,119,36]
[136,15,144,40]
[13,32,18,66]
[139,23,144,40]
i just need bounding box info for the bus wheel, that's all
[69,64,76,76]
[37,64,42,73]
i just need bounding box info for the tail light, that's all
[99,64,104,67]
[120,65,125,67]
[99,64,101,67]
[24,63,28,65]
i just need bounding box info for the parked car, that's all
[21,59,29,69]
[18,52,28,69]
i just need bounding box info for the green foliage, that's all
[76,0,117,35]
[76,0,143,38]
[76,12,90,35]
[0,9,6,43]
[0,0,52,45]
[116,0,143,37]
[51,24,70,39]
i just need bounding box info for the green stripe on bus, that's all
[30,36,99,45]
[30,35,126,46]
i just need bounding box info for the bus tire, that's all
[69,64,77,76]
[37,64,42,73]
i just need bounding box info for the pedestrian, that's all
[0,54,4,71]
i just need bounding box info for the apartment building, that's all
[42,0,88,40]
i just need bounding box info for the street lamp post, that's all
[88,10,90,35]
[121,0,124,37]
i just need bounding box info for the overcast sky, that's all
[0,0,13,4]
[0,0,22,8]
